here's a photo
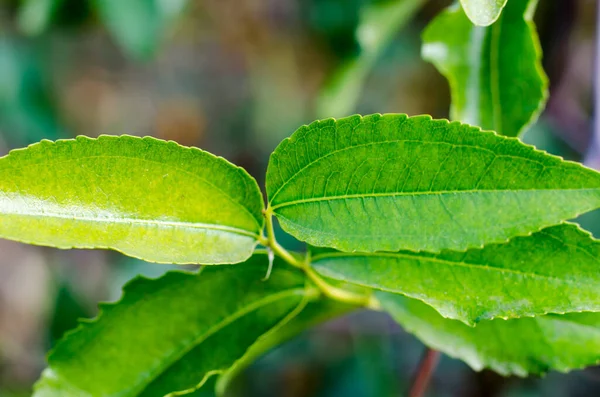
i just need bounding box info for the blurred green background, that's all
[0,0,599,396]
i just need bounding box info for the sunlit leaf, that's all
[0,135,264,264]
[460,0,508,26]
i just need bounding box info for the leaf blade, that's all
[267,114,600,253]
[312,223,600,324]
[459,0,508,26]
[423,0,547,136]
[215,299,356,396]
[33,254,312,397]
[0,135,264,264]
[379,292,600,376]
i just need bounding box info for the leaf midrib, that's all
[269,137,581,205]
[271,188,600,212]
[0,206,259,239]
[130,287,307,396]
[2,152,263,231]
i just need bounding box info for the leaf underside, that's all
[379,292,600,376]
[34,254,312,397]
[423,0,547,137]
[266,114,600,254]
[313,223,600,325]
[0,135,264,264]
[459,0,508,26]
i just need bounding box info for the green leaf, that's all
[215,299,356,395]
[95,0,188,59]
[460,0,508,26]
[0,135,264,264]
[316,0,425,118]
[312,223,600,324]
[266,114,600,253]
[423,0,547,137]
[34,254,314,397]
[17,0,64,36]
[378,292,600,376]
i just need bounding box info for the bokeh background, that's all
[1,0,600,396]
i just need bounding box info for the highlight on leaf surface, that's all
[0,135,264,265]
[379,292,600,377]
[460,0,508,26]
[312,223,600,325]
[266,114,600,254]
[34,254,316,397]
[423,0,547,137]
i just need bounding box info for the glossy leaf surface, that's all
[379,292,600,376]
[313,224,600,324]
[0,135,264,264]
[267,114,600,253]
[460,0,507,26]
[34,254,313,397]
[423,0,547,137]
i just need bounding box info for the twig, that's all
[408,348,440,397]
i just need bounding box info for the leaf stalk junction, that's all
[261,207,380,310]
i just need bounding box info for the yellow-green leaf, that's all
[460,0,508,26]
[0,136,264,264]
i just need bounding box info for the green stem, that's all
[263,208,380,309]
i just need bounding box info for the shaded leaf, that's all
[34,254,314,397]
[0,39,64,145]
[215,299,356,396]
[266,114,600,253]
[0,135,264,264]
[460,0,507,26]
[312,223,600,324]
[379,292,600,376]
[95,0,187,59]
[316,0,425,118]
[17,0,64,36]
[423,0,547,137]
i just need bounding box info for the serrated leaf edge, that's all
[0,135,265,264]
[383,295,600,377]
[33,268,312,396]
[312,221,600,326]
[268,114,600,255]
